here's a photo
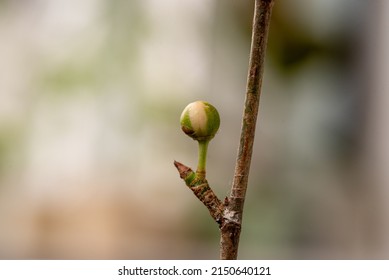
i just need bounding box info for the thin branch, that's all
[174,0,274,260]
[174,161,224,223]
[220,0,275,260]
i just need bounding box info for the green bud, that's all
[180,101,220,142]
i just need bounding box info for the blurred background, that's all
[1,0,389,259]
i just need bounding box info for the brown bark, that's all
[220,0,275,260]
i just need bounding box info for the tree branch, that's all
[174,0,274,260]
[220,0,275,260]
[174,161,224,223]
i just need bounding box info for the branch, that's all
[173,0,274,260]
[220,0,275,260]
[174,161,224,223]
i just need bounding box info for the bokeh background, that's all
[1,0,389,259]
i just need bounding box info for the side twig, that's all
[174,161,223,223]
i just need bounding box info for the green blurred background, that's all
[1,0,389,259]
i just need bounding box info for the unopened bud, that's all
[180,101,220,142]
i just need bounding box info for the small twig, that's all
[220,0,275,260]
[174,161,223,223]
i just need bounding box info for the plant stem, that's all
[174,160,223,222]
[174,0,275,260]
[220,0,275,260]
[196,140,209,179]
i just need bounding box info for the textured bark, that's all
[220,0,275,260]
